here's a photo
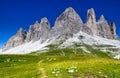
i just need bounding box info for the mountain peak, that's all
[18,28,23,32]
[97,14,108,24]
[53,7,83,37]
[64,7,75,12]
[40,17,50,29]
[87,8,95,17]
[86,8,96,25]
[99,14,106,21]
[41,17,48,23]
[61,7,83,21]
[17,28,25,35]
[86,8,97,35]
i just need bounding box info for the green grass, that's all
[0,48,120,78]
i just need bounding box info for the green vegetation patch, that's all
[0,48,120,78]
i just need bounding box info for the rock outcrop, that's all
[97,15,113,39]
[53,7,83,38]
[82,25,93,35]
[26,17,51,42]
[3,28,27,51]
[109,22,117,39]
[39,17,51,40]
[3,7,118,51]
[86,8,98,35]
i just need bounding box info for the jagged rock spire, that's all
[109,22,117,39]
[41,17,48,23]
[40,17,50,29]
[97,14,113,39]
[26,17,51,41]
[99,15,105,21]
[60,7,83,22]
[86,8,98,35]
[53,7,83,37]
[17,28,23,35]
[39,17,51,40]
[17,28,26,37]
[86,8,96,25]
[98,15,107,23]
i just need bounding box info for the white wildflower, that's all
[68,69,74,73]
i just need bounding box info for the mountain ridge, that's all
[0,7,119,58]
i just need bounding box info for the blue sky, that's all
[0,0,120,48]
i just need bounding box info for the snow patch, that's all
[59,31,120,58]
[114,55,120,60]
[1,38,55,54]
[80,46,90,53]
[60,31,120,49]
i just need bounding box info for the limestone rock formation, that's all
[38,17,51,41]
[82,25,93,35]
[26,17,51,42]
[109,22,117,39]
[3,7,118,51]
[97,15,113,39]
[53,7,83,38]
[3,28,27,51]
[26,22,39,42]
[86,8,98,35]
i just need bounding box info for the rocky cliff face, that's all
[86,8,98,35]
[26,21,39,42]
[26,17,51,42]
[3,7,118,51]
[109,22,117,39]
[97,15,113,39]
[3,28,27,51]
[53,7,83,38]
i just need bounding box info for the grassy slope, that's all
[0,47,120,78]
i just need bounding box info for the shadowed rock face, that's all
[3,7,118,51]
[109,22,117,39]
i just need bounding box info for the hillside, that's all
[0,48,120,78]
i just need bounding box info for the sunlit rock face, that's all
[86,8,98,35]
[26,17,51,42]
[82,25,93,36]
[3,28,27,51]
[52,7,83,38]
[97,15,113,39]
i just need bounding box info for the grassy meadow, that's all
[0,47,120,78]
